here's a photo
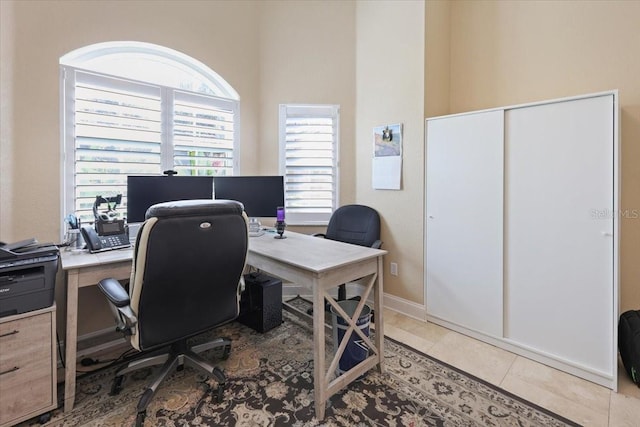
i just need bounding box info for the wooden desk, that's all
[60,231,386,419]
[60,248,132,414]
[247,231,386,419]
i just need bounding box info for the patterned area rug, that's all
[30,304,580,426]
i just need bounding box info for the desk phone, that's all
[81,226,130,253]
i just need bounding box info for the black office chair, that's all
[98,200,248,427]
[308,204,382,313]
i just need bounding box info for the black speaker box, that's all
[238,272,282,333]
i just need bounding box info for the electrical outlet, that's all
[390,262,398,276]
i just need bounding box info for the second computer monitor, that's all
[127,175,214,223]
[213,176,284,218]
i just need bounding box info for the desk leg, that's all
[374,256,385,374]
[64,270,79,412]
[312,279,326,421]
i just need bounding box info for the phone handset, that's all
[81,226,103,252]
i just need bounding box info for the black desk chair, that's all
[98,200,248,427]
[308,204,382,313]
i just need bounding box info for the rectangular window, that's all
[279,104,339,225]
[62,69,238,224]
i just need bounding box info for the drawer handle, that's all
[0,329,19,338]
[0,366,19,376]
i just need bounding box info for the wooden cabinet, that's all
[0,305,57,427]
[425,91,619,389]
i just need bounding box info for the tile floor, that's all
[382,308,640,427]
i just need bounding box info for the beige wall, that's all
[257,1,357,208]
[0,1,15,241]
[1,0,263,336]
[425,0,451,118]
[3,0,262,243]
[0,0,359,337]
[2,0,638,340]
[355,0,426,303]
[448,0,640,313]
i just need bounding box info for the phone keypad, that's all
[99,235,130,249]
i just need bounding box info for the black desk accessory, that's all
[274,206,286,239]
[238,272,282,333]
[275,220,286,239]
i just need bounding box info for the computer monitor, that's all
[126,176,214,223]
[213,176,284,218]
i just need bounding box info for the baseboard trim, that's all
[382,292,426,321]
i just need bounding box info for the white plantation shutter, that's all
[279,104,339,225]
[173,91,236,177]
[70,71,163,222]
[63,69,239,224]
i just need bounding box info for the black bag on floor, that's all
[618,310,640,387]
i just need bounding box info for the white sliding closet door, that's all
[504,95,615,379]
[426,110,504,337]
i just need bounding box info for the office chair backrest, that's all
[129,199,248,351]
[324,204,381,248]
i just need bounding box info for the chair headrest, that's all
[146,199,244,219]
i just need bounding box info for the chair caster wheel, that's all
[216,384,224,403]
[135,410,146,427]
[38,412,51,424]
[110,375,124,395]
[222,344,231,360]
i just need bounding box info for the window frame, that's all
[59,43,240,233]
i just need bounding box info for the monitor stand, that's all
[248,217,264,237]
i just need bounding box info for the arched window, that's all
[60,42,239,223]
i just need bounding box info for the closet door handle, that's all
[0,329,19,338]
[0,366,19,376]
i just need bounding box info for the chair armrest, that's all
[98,277,137,336]
[371,240,382,249]
[312,233,326,238]
[98,278,130,307]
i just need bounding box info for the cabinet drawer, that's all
[0,311,54,426]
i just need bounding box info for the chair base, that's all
[111,337,231,426]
